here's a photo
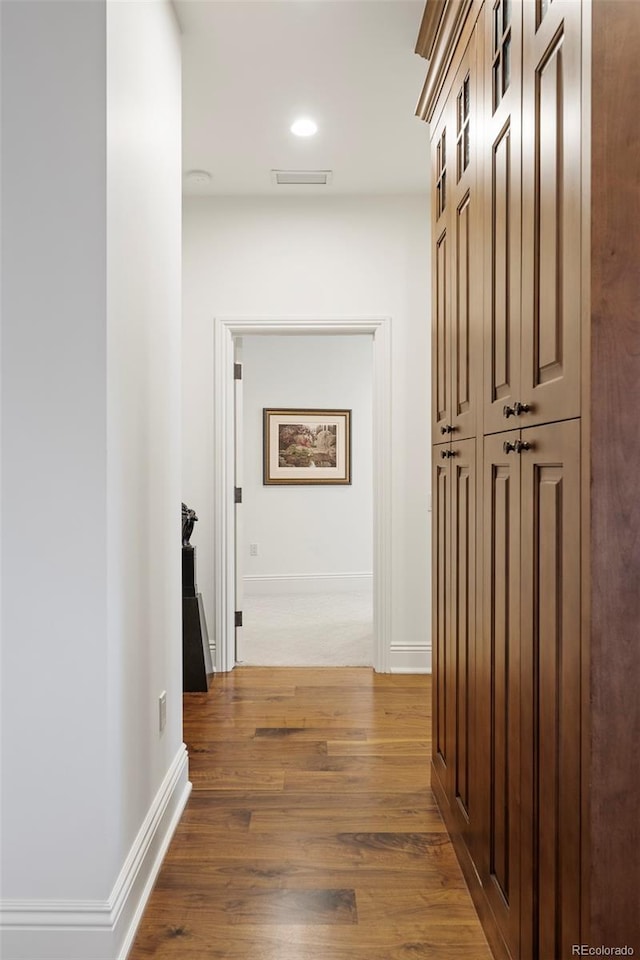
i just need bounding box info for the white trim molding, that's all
[244,572,373,596]
[0,746,191,960]
[390,643,432,674]
[213,316,392,674]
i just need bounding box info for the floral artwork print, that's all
[263,409,351,485]
[278,423,337,468]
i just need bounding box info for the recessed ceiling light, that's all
[290,117,318,138]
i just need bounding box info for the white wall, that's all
[241,335,373,590]
[106,0,184,898]
[1,0,110,904]
[183,194,431,672]
[0,3,186,958]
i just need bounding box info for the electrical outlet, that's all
[249,543,258,556]
[159,691,167,732]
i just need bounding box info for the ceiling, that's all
[176,0,430,196]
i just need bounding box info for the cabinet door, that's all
[520,0,582,428]
[431,106,453,441]
[519,419,581,960]
[449,438,478,852]
[449,29,482,441]
[483,0,523,436]
[432,444,452,797]
[479,429,522,958]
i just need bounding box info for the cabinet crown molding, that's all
[415,0,474,123]
[415,0,447,59]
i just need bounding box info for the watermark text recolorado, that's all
[572,947,634,957]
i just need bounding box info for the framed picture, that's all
[263,408,352,485]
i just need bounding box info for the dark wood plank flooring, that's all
[129,667,491,960]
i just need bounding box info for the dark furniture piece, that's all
[182,546,213,692]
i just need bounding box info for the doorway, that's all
[213,316,392,673]
[237,333,373,667]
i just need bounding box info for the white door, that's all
[233,338,243,663]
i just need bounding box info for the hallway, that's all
[129,668,491,959]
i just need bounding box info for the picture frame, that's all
[263,408,352,485]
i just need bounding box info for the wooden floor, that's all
[129,667,492,960]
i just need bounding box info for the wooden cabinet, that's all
[431,105,451,438]
[520,0,582,429]
[519,419,581,960]
[482,0,581,437]
[482,0,523,436]
[418,1,640,957]
[431,26,482,442]
[449,437,477,848]
[479,430,522,958]
[480,420,581,960]
[432,443,451,790]
[432,437,478,853]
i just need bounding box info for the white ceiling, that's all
[176,0,430,196]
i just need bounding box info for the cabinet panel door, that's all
[519,419,581,960]
[449,438,477,853]
[450,29,481,441]
[483,0,523,436]
[432,445,452,796]
[480,429,522,958]
[520,0,582,428]
[432,108,453,441]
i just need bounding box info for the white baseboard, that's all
[243,572,373,596]
[114,746,191,959]
[0,745,191,960]
[389,644,432,674]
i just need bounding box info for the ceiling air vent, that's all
[271,169,333,186]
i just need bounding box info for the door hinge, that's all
[234,363,242,380]
[235,610,243,628]
[234,486,242,504]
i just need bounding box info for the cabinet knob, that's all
[440,424,454,434]
[504,401,532,419]
[440,449,455,459]
[503,440,532,455]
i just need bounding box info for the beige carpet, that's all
[238,591,373,666]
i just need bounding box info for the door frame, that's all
[213,315,392,673]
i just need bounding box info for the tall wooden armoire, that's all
[416,2,640,958]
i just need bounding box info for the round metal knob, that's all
[440,424,454,435]
[504,439,532,455]
[504,401,533,418]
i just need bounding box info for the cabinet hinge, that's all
[235,610,243,628]
[234,363,242,380]
[234,486,242,504]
